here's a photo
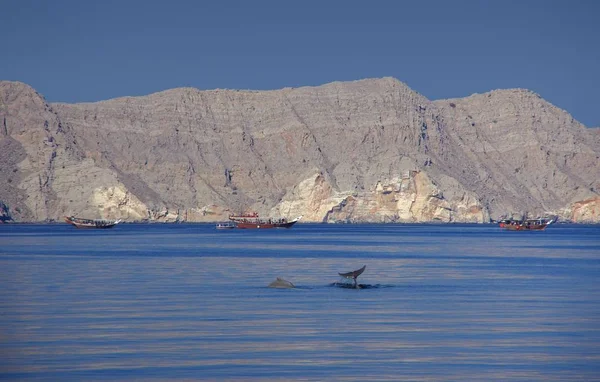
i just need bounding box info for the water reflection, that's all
[1,224,599,380]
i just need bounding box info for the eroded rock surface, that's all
[1,78,598,222]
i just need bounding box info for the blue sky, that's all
[2,0,599,127]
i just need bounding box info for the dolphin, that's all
[338,265,366,288]
[268,277,295,289]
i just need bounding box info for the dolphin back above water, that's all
[268,277,295,289]
[268,265,368,289]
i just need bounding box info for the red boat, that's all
[499,217,555,231]
[498,219,511,228]
[228,212,302,229]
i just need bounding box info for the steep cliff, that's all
[1,78,598,222]
[433,90,600,220]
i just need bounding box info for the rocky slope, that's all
[1,78,598,223]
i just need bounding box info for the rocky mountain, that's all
[1,78,599,223]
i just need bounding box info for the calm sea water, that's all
[1,223,599,381]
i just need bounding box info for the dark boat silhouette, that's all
[499,217,556,231]
[64,216,121,229]
[228,212,302,229]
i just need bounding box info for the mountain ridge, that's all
[1,77,598,223]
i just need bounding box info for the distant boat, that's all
[64,216,121,229]
[498,218,512,228]
[499,217,556,231]
[216,222,236,230]
[228,212,302,229]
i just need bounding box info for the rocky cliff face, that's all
[1,78,598,223]
[0,201,11,223]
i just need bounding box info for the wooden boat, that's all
[216,222,236,230]
[64,216,121,229]
[500,217,555,231]
[228,213,302,229]
[498,219,511,228]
